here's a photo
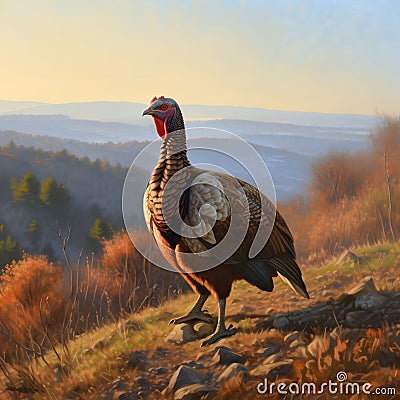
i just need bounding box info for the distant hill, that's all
[0,100,46,113]
[0,130,314,200]
[0,99,377,128]
[0,113,371,155]
[187,119,371,156]
[0,114,152,142]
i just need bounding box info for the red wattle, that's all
[152,109,174,140]
[153,116,167,139]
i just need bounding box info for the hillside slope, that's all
[2,243,398,399]
[0,143,147,262]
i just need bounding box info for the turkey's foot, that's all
[201,324,237,346]
[169,310,213,325]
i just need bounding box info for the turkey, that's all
[142,96,309,346]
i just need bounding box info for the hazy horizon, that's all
[0,98,377,117]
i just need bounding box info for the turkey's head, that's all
[142,96,184,139]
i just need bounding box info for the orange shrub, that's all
[0,254,66,360]
[83,232,186,318]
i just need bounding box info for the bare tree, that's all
[384,146,395,241]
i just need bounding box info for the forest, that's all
[0,141,148,266]
[0,130,147,166]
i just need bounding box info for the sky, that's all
[1,0,399,114]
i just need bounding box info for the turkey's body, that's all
[143,97,309,345]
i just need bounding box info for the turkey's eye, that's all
[159,104,168,111]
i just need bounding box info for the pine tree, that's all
[89,218,112,242]
[28,219,41,251]
[88,218,112,251]
[0,228,21,269]
[39,177,70,206]
[28,219,38,233]
[11,172,40,204]
[5,235,17,253]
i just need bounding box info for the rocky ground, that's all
[97,276,400,400]
[1,244,400,399]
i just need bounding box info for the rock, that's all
[181,361,204,370]
[256,344,283,358]
[250,359,293,377]
[165,324,199,344]
[127,351,148,370]
[335,249,361,265]
[210,347,244,366]
[195,321,217,338]
[355,292,389,312]
[174,384,217,400]
[164,366,207,395]
[345,311,369,328]
[217,363,248,383]
[166,320,217,344]
[273,316,290,330]
[338,277,389,311]
[284,331,300,344]
[337,309,345,320]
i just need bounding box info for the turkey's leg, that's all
[169,294,213,325]
[201,298,237,346]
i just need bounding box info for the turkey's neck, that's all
[150,129,191,191]
[160,129,190,170]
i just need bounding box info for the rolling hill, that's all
[0,99,377,128]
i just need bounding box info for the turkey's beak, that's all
[142,107,154,117]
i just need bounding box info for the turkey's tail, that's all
[235,261,274,292]
[267,254,309,299]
